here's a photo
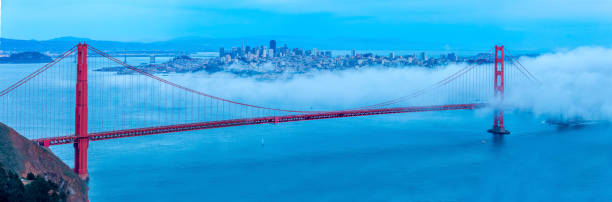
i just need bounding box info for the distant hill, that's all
[0,37,148,53]
[0,52,53,64]
[0,36,255,53]
[0,36,468,54]
[0,36,548,55]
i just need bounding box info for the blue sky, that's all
[2,0,611,50]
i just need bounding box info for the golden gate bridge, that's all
[0,43,538,179]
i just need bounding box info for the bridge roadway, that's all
[34,103,485,146]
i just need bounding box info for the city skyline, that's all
[218,39,469,61]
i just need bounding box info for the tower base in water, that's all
[488,126,510,135]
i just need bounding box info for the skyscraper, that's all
[219,47,225,58]
[419,52,427,61]
[447,53,457,61]
[270,40,277,51]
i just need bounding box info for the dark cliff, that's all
[0,123,88,202]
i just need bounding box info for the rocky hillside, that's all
[0,123,88,202]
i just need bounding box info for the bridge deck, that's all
[34,103,485,146]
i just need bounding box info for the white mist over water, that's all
[160,64,470,110]
[506,46,612,120]
[154,46,612,120]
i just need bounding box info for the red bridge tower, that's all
[488,45,510,135]
[74,43,90,179]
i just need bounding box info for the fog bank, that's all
[161,46,612,120]
[507,46,612,120]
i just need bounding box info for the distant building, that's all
[294,48,303,55]
[270,40,277,51]
[419,52,427,61]
[150,55,155,64]
[268,49,274,58]
[390,52,395,59]
[313,48,317,56]
[219,47,225,58]
[283,44,288,54]
[254,47,260,58]
[324,51,332,57]
[351,49,356,57]
[447,53,457,61]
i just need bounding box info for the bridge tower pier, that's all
[488,45,510,135]
[74,43,90,179]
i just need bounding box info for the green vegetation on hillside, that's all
[0,163,67,202]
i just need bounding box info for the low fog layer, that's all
[162,64,469,111]
[156,46,611,120]
[507,46,612,120]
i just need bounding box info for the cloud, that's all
[506,46,612,120]
[161,66,466,111]
[155,46,612,121]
